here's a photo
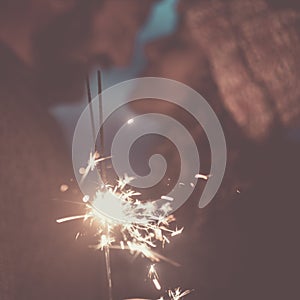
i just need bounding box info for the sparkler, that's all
[57,72,192,299]
[57,161,190,299]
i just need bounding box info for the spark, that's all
[167,288,192,300]
[82,195,90,202]
[124,287,192,300]
[80,151,111,183]
[79,167,86,175]
[171,227,184,237]
[56,215,87,223]
[148,264,161,290]
[96,234,115,250]
[60,184,69,192]
[195,173,211,180]
[120,240,125,250]
[161,195,174,202]
[116,173,135,190]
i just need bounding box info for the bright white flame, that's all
[57,154,189,299]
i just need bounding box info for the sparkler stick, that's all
[104,232,113,300]
[97,70,105,169]
[96,70,113,300]
[86,75,97,142]
[96,69,110,187]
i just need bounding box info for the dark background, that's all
[0,0,299,299]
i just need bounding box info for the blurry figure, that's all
[129,0,300,299]
[0,0,156,299]
[145,0,300,140]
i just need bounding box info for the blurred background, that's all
[0,0,299,299]
[51,0,179,145]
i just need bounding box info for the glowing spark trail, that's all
[148,264,161,290]
[167,288,192,300]
[161,195,174,202]
[56,215,86,224]
[195,173,211,180]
